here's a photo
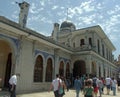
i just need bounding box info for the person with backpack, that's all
[105,76,111,95]
[111,77,117,96]
[58,76,66,97]
[98,77,104,97]
[84,80,94,97]
[74,76,82,97]
[92,76,99,97]
[48,74,62,97]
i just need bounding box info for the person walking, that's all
[74,76,82,97]
[65,78,71,92]
[105,76,111,95]
[48,74,62,97]
[84,80,94,97]
[101,77,105,94]
[92,76,99,97]
[9,74,17,97]
[98,77,103,97]
[111,77,117,96]
[59,76,66,97]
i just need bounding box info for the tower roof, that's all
[60,21,76,31]
[60,21,76,28]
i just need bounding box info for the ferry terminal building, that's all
[0,1,117,93]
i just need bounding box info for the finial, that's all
[66,8,69,21]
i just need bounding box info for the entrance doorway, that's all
[73,60,86,77]
[0,40,12,89]
[4,53,12,88]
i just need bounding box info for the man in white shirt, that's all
[9,74,17,97]
[49,74,61,97]
[105,76,111,95]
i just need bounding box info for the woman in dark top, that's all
[84,80,94,97]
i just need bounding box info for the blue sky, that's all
[0,0,120,60]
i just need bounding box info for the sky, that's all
[0,0,120,60]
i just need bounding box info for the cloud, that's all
[80,1,95,12]
[29,3,44,14]
[52,5,58,10]
[11,10,19,21]
[107,5,120,15]
[68,7,83,19]
[39,0,45,6]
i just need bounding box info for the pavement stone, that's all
[0,88,120,97]
[17,89,120,97]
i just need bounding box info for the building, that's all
[0,1,117,94]
[114,55,120,78]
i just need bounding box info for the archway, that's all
[73,60,86,78]
[66,62,70,78]
[91,61,97,75]
[59,61,64,76]
[0,40,12,88]
[45,58,53,82]
[34,55,43,82]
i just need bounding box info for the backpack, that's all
[93,78,97,88]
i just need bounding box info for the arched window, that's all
[66,63,70,78]
[102,44,105,57]
[99,66,101,77]
[80,39,85,47]
[45,58,53,82]
[59,61,64,76]
[34,55,43,82]
[89,38,92,46]
[73,42,75,48]
[91,61,96,74]
[97,39,100,53]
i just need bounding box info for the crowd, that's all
[1,74,120,97]
[49,74,120,97]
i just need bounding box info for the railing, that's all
[74,44,95,51]
[73,44,114,63]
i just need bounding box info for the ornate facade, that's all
[0,1,117,94]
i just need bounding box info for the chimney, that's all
[18,1,30,28]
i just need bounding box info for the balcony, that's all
[73,44,95,51]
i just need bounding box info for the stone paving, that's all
[18,89,120,97]
[0,89,120,97]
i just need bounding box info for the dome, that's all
[60,21,76,31]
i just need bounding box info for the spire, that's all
[66,8,69,21]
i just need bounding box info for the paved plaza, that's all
[0,88,120,97]
[18,89,120,97]
[17,90,120,97]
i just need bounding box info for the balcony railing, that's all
[73,44,95,51]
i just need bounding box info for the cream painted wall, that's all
[17,38,34,92]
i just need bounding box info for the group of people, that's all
[48,74,120,97]
[73,75,120,97]
[1,73,120,97]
